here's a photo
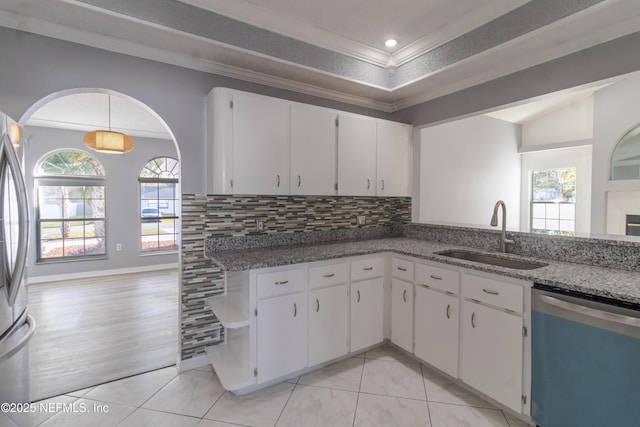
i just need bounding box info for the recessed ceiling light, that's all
[385,39,397,48]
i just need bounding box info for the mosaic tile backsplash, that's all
[180,194,411,360]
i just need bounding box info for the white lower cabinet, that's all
[390,278,414,353]
[414,285,459,378]
[460,300,524,413]
[350,277,384,352]
[308,283,349,366]
[256,292,307,383]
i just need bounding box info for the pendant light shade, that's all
[83,94,135,154]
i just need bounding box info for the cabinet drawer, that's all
[463,274,523,313]
[351,257,385,281]
[391,258,414,282]
[415,263,460,294]
[257,268,307,299]
[309,262,349,289]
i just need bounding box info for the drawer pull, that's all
[293,302,297,317]
[397,267,408,272]
[471,312,476,328]
[363,267,374,271]
[322,273,335,278]
[357,290,361,303]
[446,304,451,319]
[482,288,499,296]
[402,289,407,302]
[430,275,442,280]
[316,298,320,312]
[275,280,289,285]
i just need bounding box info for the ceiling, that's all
[1,0,639,112]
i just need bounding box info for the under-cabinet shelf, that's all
[206,328,254,392]
[205,290,250,329]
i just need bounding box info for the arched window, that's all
[139,157,179,252]
[35,150,106,260]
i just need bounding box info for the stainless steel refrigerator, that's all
[0,111,35,419]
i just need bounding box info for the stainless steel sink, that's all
[436,250,548,270]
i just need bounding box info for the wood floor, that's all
[27,269,179,401]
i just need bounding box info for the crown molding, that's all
[0,10,395,113]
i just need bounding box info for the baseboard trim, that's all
[28,263,179,284]
[177,354,210,372]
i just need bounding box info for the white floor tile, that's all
[197,419,249,427]
[428,402,509,427]
[298,357,364,392]
[354,393,431,427]
[360,359,426,400]
[205,382,294,427]
[143,370,225,418]
[38,398,136,427]
[276,385,358,427]
[65,386,95,398]
[365,345,416,364]
[423,375,496,409]
[20,395,78,427]
[504,412,534,426]
[118,408,200,427]
[1,411,20,427]
[83,366,178,407]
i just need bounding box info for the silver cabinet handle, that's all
[357,290,361,302]
[446,304,451,319]
[293,302,297,317]
[538,294,640,327]
[276,174,280,187]
[323,273,335,278]
[402,289,407,302]
[366,178,370,190]
[381,179,385,190]
[471,312,476,328]
[297,175,301,187]
[430,275,442,280]
[316,298,320,312]
[275,280,289,285]
[363,267,374,271]
[482,288,499,295]
[397,266,407,272]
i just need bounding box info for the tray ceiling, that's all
[1,0,639,112]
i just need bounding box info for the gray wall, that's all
[0,27,391,195]
[24,126,178,278]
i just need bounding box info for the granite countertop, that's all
[207,237,640,307]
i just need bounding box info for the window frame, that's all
[530,167,576,236]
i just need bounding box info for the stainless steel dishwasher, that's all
[531,285,640,427]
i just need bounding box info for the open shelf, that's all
[206,328,254,392]
[205,290,250,329]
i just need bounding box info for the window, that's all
[531,168,576,236]
[35,150,106,260]
[139,157,179,252]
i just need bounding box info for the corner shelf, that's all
[205,290,250,329]
[205,328,254,391]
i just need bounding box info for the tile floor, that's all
[4,345,534,427]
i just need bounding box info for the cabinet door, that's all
[308,284,349,366]
[350,278,384,352]
[232,92,290,194]
[414,286,459,378]
[460,301,523,412]
[337,114,376,196]
[290,104,337,195]
[390,278,413,353]
[257,292,307,383]
[376,120,411,196]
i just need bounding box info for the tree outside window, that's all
[531,168,576,236]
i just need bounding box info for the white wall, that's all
[521,96,594,147]
[419,115,521,229]
[520,146,592,234]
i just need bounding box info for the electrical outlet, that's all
[356,215,366,226]
[256,220,265,232]
[116,243,122,251]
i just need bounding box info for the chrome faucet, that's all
[490,200,514,252]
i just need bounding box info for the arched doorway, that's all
[20,89,181,400]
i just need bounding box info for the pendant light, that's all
[83,94,135,154]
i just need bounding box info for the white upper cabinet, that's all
[376,120,411,197]
[232,91,290,195]
[337,114,377,196]
[290,104,337,195]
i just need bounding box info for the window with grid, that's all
[139,157,179,252]
[531,168,576,236]
[35,150,106,261]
